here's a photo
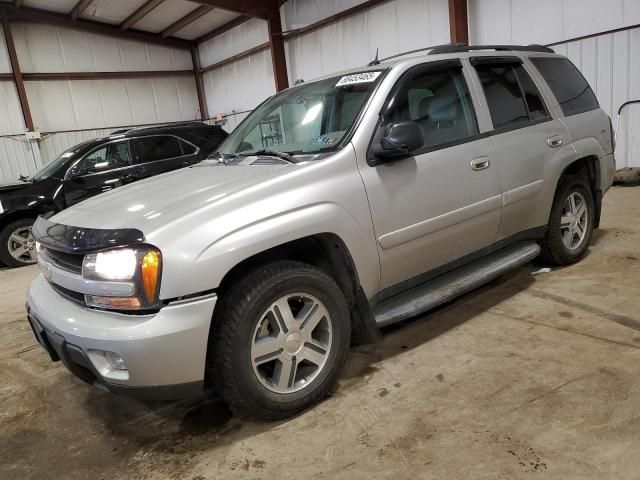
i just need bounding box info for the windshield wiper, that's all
[246,149,296,163]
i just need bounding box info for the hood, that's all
[0,181,30,194]
[52,163,290,235]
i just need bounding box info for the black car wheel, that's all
[540,175,595,266]
[0,219,37,267]
[210,261,351,420]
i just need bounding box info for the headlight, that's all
[82,245,162,311]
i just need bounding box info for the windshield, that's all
[218,70,385,156]
[31,146,83,181]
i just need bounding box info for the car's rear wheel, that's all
[210,261,351,420]
[0,219,37,267]
[540,175,595,266]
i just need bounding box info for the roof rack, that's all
[367,43,555,66]
[428,44,554,55]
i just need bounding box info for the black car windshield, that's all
[218,70,385,156]
[30,146,83,181]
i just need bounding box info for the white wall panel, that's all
[199,18,269,67]
[202,49,275,118]
[281,0,367,29]
[0,26,11,73]
[285,0,449,84]
[12,22,192,73]
[25,76,199,132]
[0,137,41,183]
[0,82,25,135]
[469,0,640,45]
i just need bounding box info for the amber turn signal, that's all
[141,250,161,303]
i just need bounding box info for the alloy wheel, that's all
[250,293,333,394]
[8,226,37,264]
[560,191,589,251]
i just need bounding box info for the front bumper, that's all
[26,274,217,400]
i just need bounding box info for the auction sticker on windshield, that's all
[336,71,382,87]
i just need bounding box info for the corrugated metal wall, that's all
[283,0,449,82]
[198,0,450,123]
[469,0,640,168]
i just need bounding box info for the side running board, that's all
[373,242,541,327]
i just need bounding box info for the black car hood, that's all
[0,182,30,194]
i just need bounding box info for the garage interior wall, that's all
[199,0,450,129]
[469,0,640,168]
[0,21,200,183]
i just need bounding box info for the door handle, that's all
[470,156,490,171]
[547,136,563,148]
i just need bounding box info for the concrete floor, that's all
[2,185,640,480]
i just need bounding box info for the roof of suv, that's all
[310,44,561,82]
[109,121,219,137]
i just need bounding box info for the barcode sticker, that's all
[336,71,382,87]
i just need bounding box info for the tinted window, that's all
[75,141,132,175]
[134,136,183,163]
[386,67,479,149]
[517,66,549,120]
[179,139,197,155]
[531,57,599,116]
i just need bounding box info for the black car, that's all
[0,122,227,267]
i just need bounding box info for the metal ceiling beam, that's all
[70,0,93,21]
[195,14,250,44]
[120,0,164,31]
[187,0,268,19]
[1,14,34,131]
[0,4,193,49]
[22,70,193,81]
[448,0,469,44]
[161,5,212,38]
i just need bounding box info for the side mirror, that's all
[372,121,424,162]
[66,165,86,179]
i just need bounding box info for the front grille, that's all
[50,283,86,306]
[42,247,84,274]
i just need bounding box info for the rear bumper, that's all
[26,274,217,399]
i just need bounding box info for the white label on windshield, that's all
[61,152,74,158]
[336,71,381,87]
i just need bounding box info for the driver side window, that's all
[386,66,479,150]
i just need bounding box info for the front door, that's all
[358,61,503,290]
[63,139,139,206]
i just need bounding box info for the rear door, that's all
[469,56,574,240]
[131,135,199,179]
[358,60,503,289]
[63,139,138,206]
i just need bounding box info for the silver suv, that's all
[26,45,615,420]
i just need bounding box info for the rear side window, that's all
[531,58,599,116]
[133,136,183,163]
[474,61,549,129]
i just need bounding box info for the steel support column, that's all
[448,0,469,44]
[1,14,34,131]
[266,0,288,91]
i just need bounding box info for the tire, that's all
[210,261,351,420]
[540,175,595,266]
[0,218,37,267]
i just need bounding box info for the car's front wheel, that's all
[540,175,595,265]
[0,219,37,267]
[210,261,351,420]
